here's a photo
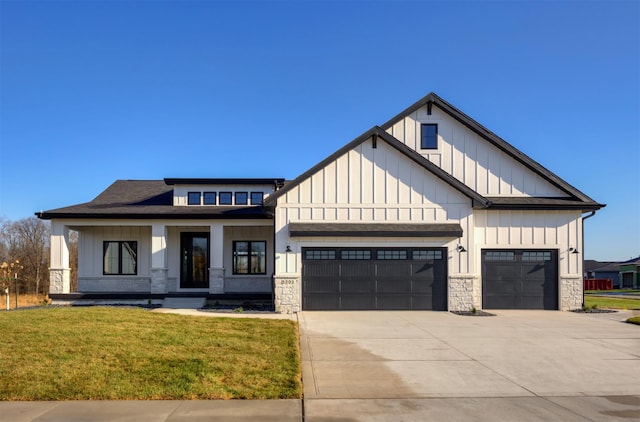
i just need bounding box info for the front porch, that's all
[49,220,275,299]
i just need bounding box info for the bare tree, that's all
[0,217,50,295]
[69,230,78,291]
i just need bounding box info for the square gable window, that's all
[187,192,201,205]
[203,192,216,205]
[235,192,248,205]
[219,192,232,205]
[421,123,438,149]
[250,192,264,205]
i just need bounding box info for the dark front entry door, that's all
[180,233,209,288]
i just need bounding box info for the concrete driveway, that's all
[299,310,640,421]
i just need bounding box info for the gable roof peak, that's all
[381,92,604,209]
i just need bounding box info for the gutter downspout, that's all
[581,211,597,307]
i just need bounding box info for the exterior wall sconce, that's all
[569,247,579,254]
[456,245,466,253]
[285,245,292,253]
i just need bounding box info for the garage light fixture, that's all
[285,245,292,253]
[456,245,466,253]
[569,247,579,254]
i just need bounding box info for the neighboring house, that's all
[584,260,621,287]
[38,93,604,312]
[619,256,640,289]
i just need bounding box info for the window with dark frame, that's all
[203,192,217,205]
[103,241,137,275]
[305,250,336,260]
[485,251,515,261]
[233,241,266,274]
[522,251,552,261]
[412,250,443,260]
[341,250,371,260]
[187,192,201,205]
[219,192,232,205]
[250,192,264,205]
[377,250,408,260]
[421,123,438,149]
[235,192,248,205]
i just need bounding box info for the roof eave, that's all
[36,212,274,220]
[381,92,599,204]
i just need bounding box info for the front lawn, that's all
[584,296,640,310]
[0,307,301,400]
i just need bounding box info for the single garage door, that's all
[482,249,558,310]
[302,247,447,310]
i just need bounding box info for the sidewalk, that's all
[0,400,302,422]
[151,307,298,320]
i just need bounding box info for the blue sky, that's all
[0,0,638,261]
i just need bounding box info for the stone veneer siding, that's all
[274,275,301,314]
[560,276,583,311]
[78,277,151,292]
[448,274,481,312]
[49,268,71,294]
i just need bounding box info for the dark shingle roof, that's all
[381,92,604,210]
[264,126,490,208]
[289,222,463,237]
[37,180,273,220]
[485,197,602,211]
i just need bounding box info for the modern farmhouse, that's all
[38,93,604,312]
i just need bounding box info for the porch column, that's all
[50,221,70,293]
[150,223,168,294]
[209,224,224,294]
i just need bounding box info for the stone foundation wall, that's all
[273,274,301,314]
[78,277,151,292]
[448,274,481,312]
[560,276,583,310]
[209,267,224,294]
[150,268,168,294]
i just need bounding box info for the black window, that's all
[485,251,515,261]
[305,250,336,260]
[103,241,137,275]
[187,192,201,205]
[377,250,407,260]
[219,192,232,205]
[235,192,248,205]
[250,192,264,205]
[341,250,371,260]
[233,241,266,274]
[523,251,552,261]
[203,192,216,205]
[421,123,438,149]
[412,250,443,260]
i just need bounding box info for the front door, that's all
[180,232,209,288]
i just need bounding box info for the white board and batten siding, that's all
[78,226,151,292]
[474,209,583,277]
[386,105,567,198]
[275,138,474,274]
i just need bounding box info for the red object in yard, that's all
[583,278,613,290]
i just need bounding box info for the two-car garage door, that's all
[302,247,447,310]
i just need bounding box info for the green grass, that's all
[584,296,640,310]
[627,316,640,325]
[0,307,301,400]
[585,289,640,294]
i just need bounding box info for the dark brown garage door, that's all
[482,249,558,310]
[302,247,447,310]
